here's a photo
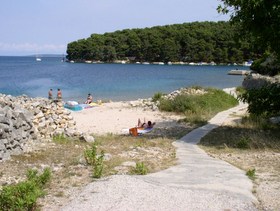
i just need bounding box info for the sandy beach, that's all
[70,101,183,135]
[70,88,236,135]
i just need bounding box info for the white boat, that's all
[228,69,251,75]
[36,57,42,62]
[61,54,65,62]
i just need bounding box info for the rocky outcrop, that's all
[242,73,280,90]
[162,87,207,100]
[0,94,79,161]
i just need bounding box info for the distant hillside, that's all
[66,21,262,64]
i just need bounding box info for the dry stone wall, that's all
[0,94,79,161]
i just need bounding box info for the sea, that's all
[0,56,249,102]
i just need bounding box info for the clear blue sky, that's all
[0,0,229,56]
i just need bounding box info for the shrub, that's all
[0,168,51,211]
[246,168,256,180]
[236,136,251,149]
[152,92,164,102]
[239,83,280,117]
[84,143,105,178]
[133,162,148,175]
[251,53,280,76]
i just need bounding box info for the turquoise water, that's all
[0,56,248,102]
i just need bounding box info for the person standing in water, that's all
[48,89,53,100]
[57,88,62,101]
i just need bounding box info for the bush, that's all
[152,92,164,102]
[246,168,256,180]
[236,136,251,149]
[239,83,280,117]
[251,53,280,76]
[84,143,105,178]
[133,162,148,175]
[158,87,238,124]
[0,168,51,211]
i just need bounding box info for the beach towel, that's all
[121,127,153,136]
[64,101,100,111]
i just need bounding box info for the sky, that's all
[0,0,229,56]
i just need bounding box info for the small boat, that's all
[61,54,65,62]
[36,57,42,62]
[228,69,251,75]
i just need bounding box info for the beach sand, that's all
[70,101,183,135]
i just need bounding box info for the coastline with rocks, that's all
[0,83,279,210]
[0,86,221,161]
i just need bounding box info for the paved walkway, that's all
[62,103,257,211]
[143,102,256,202]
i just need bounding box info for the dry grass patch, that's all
[0,132,180,209]
[94,134,177,175]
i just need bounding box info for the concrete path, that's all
[142,102,256,203]
[62,103,257,211]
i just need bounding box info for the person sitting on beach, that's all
[129,118,155,136]
[85,93,93,104]
[137,118,155,129]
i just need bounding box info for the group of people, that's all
[48,88,62,101]
[48,89,93,104]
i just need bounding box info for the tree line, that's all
[66,21,262,64]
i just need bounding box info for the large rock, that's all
[242,73,280,90]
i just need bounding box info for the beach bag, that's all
[129,127,138,136]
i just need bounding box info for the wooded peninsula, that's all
[66,21,262,64]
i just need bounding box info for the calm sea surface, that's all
[0,56,249,102]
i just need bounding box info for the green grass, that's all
[52,133,68,144]
[158,87,238,125]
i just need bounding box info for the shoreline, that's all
[69,87,237,135]
[70,100,184,135]
[1,87,237,136]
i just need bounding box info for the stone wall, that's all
[0,94,78,161]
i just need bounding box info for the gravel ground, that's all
[61,175,256,211]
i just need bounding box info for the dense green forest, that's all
[66,21,262,64]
